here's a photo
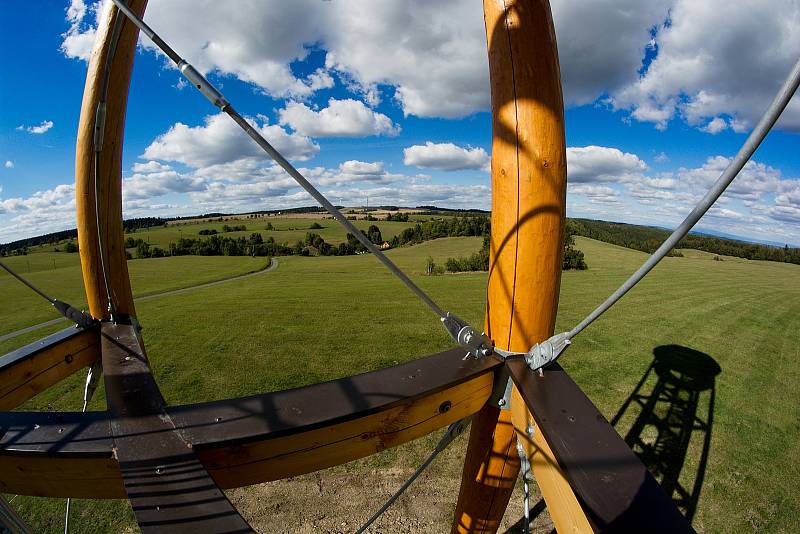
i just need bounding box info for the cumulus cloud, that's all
[612,0,800,131]
[59,0,800,130]
[676,156,782,201]
[16,120,54,134]
[123,163,206,200]
[279,98,400,137]
[142,113,318,167]
[403,142,490,171]
[567,146,648,183]
[567,184,621,204]
[552,0,672,105]
[4,161,13,169]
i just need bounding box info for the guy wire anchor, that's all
[0,260,95,328]
[441,312,494,360]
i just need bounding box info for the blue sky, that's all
[1,0,799,245]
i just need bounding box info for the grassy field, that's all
[0,253,267,337]
[2,235,800,532]
[23,214,421,254]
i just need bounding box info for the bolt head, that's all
[497,398,506,407]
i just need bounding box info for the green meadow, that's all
[2,232,799,532]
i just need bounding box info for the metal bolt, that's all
[498,398,506,407]
[439,401,452,414]
[526,424,535,436]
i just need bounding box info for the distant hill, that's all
[567,218,800,265]
[2,207,798,266]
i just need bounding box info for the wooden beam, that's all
[0,347,500,498]
[508,360,694,532]
[0,326,100,410]
[452,1,569,531]
[75,0,144,320]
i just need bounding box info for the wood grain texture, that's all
[0,326,100,410]
[452,1,568,531]
[0,348,499,498]
[75,1,145,319]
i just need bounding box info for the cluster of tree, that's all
[567,218,800,264]
[198,229,218,235]
[122,217,167,232]
[562,229,587,270]
[443,224,587,273]
[0,228,77,255]
[392,216,491,247]
[385,212,410,222]
[444,235,491,272]
[221,224,247,232]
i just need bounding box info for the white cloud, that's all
[552,0,672,106]
[16,120,54,134]
[567,184,621,204]
[403,142,489,171]
[123,163,206,200]
[142,113,318,168]
[60,0,111,61]
[131,161,172,174]
[677,156,782,201]
[59,0,800,130]
[4,161,13,169]
[700,117,728,134]
[612,0,800,131]
[279,98,400,137]
[654,152,670,163]
[567,146,648,183]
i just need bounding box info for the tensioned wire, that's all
[109,0,447,321]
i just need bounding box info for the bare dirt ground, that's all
[228,435,555,533]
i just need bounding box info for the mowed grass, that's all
[0,253,267,337]
[3,236,800,532]
[120,215,420,250]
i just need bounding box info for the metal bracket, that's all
[493,331,572,372]
[488,364,514,410]
[441,312,493,360]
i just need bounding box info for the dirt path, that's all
[0,258,278,343]
[228,437,554,533]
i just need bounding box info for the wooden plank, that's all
[453,1,569,531]
[75,0,142,320]
[0,347,501,498]
[100,322,252,532]
[507,360,694,532]
[0,326,100,410]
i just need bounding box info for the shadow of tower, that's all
[611,345,721,522]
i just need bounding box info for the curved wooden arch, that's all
[0,1,691,532]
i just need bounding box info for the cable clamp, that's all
[52,300,97,329]
[493,331,572,372]
[441,312,493,360]
[178,61,230,110]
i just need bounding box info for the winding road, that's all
[0,257,278,344]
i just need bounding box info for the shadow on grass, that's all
[503,345,720,531]
[611,344,720,523]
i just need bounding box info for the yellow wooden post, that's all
[75,1,147,320]
[452,1,590,532]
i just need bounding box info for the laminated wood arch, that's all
[0,1,691,532]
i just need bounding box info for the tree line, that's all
[567,218,800,265]
[442,222,587,273]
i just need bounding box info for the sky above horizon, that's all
[1,0,799,246]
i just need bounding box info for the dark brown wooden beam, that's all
[100,321,252,532]
[0,326,101,410]
[506,360,695,532]
[0,348,501,498]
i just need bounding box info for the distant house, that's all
[380,241,391,250]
